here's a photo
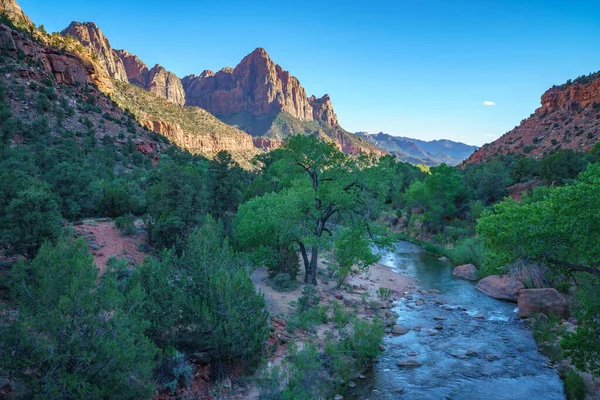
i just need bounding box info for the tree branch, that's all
[545,258,600,279]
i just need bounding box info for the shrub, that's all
[271,273,298,292]
[554,281,571,294]
[35,92,51,114]
[347,318,385,369]
[155,350,193,394]
[287,285,329,333]
[0,238,157,398]
[0,176,63,258]
[99,182,132,218]
[281,343,325,399]
[564,369,586,400]
[377,287,393,301]
[257,365,286,399]
[332,301,352,328]
[130,217,269,380]
[448,236,484,267]
[115,214,136,236]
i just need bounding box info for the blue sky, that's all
[19,0,600,146]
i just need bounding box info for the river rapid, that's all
[350,241,565,400]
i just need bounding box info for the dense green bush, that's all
[130,217,269,380]
[448,236,484,267]
[115,214,136,236]
[0,238,157,399]
[0,171,63,258]
[272,273,298,292]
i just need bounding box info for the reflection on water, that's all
[350,241,564,400]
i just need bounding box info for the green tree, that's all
[463,159,513,205]
[145,153,208,250]
[0,172,63,258]
[207,150,246,227]
[539,149,588,185]
[130,217,269,380]
[404,163,467,233]
[477,163,600,375]
[0,238,156,398]
[236,135,389,285]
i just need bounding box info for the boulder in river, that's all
[475,275,524,302]
[392,325,409,335]
[452,264,478,281]
[397,359,421,368]
[517,288,569,319]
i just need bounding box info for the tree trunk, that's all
[309,246,318,285]
[297,241,311,284]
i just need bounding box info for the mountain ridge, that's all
[358,131,478,166]
[465,72,600,164]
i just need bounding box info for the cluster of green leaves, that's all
[145,149,248,251]
[236,135,393,285]
[287,285,329,333]
[478,164,600,376]
[0,238,157,399]
[128,217,269,380]
[259,317,384,399]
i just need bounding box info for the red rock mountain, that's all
[62,22,185,106]
[61,22,128,82]
[465,72,600,164]
[181,48,339,128]
[0,0,32,26]
[0,23,94,86]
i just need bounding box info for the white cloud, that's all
[483,101,496,106]
[485,134,497,137]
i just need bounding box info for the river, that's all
[350,241,565,399]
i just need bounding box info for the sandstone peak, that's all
[114,48,148,87]
[249,47,268,57]
[0,0,33,26]
[182,47,339,128]
[64,21,185,106]
[62,21,128,82]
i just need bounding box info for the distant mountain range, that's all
[357,132,478,166]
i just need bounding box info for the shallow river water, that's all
[350,241,565,400]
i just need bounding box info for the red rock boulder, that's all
[475,275,524,302]
[517,288,569,319]
[452,264,478,281]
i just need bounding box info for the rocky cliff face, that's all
[62,22,185,106]
[309,95,338,127]
[465,73,600,164]
[61,22,128,82]
[0,0,32,26]
[538,74,600,116]
[114,49,148,86]
[182,48,338,128]
[145,64,186,106]
[110,80,258,166]
[0,23,95,86]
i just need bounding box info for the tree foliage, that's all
[129,216,269,379]
[235,135,390,285]
[404,163,468,233]
[478,163,600,375]
[0,238,156,399]
[0,170,63,258]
